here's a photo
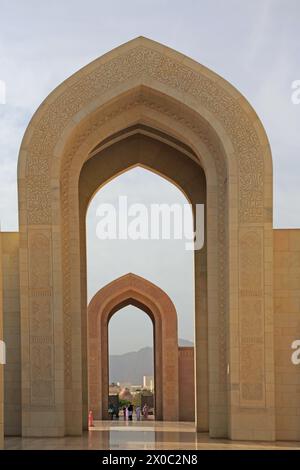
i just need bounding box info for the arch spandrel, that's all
[18,36,272,226]
[88,272,178,327]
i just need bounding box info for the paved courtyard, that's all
[4,421,300,450]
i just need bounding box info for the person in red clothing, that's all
[142,403,149,419]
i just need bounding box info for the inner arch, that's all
[108,299,155,324]
[81,129,206,212]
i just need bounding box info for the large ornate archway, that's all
[87,273,178,421]
[18,37,274,440]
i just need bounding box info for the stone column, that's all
[20,226,65,436]
[228,224,276,440]
[194,248,209,431]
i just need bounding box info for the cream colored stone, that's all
[274,229,300,441]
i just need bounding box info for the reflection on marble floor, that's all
[5,420,300,450]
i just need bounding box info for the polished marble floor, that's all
[4,420,300,450]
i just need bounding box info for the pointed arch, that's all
[17,37,275,440]
[88,273,179,421]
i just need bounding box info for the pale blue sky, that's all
[1,0,299,353]
[109,305,153,356]
[87,168,195,354]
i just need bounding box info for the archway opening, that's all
[85,159,198,425]
[108,305,155,420]
[86,164,196,344]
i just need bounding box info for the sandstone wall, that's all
[1,228,300,440]
[274,229,300,440]
[1,233,21,436]
[178,347,195,422]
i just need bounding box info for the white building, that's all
[143,375,154,392]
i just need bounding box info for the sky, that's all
[87,168,195,354]
[1,0,300,354]
[108,305,153,357]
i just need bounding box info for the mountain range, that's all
[109,338,193,385]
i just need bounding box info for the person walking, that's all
[127,403,133,421]
[142,403,149,420]
[136,405,141,421]
[108,403,114,420]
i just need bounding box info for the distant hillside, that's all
[109,338,193,385]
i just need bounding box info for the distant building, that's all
[130,384,142,393]
[143,375,154,392]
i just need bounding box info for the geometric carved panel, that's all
[28,231,54,406]
[239,229,265,407]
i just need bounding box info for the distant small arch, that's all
[87,273,179,420]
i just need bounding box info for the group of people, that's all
[108,403,149,421]
[108,403,119,420]
[123,403,149,421]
